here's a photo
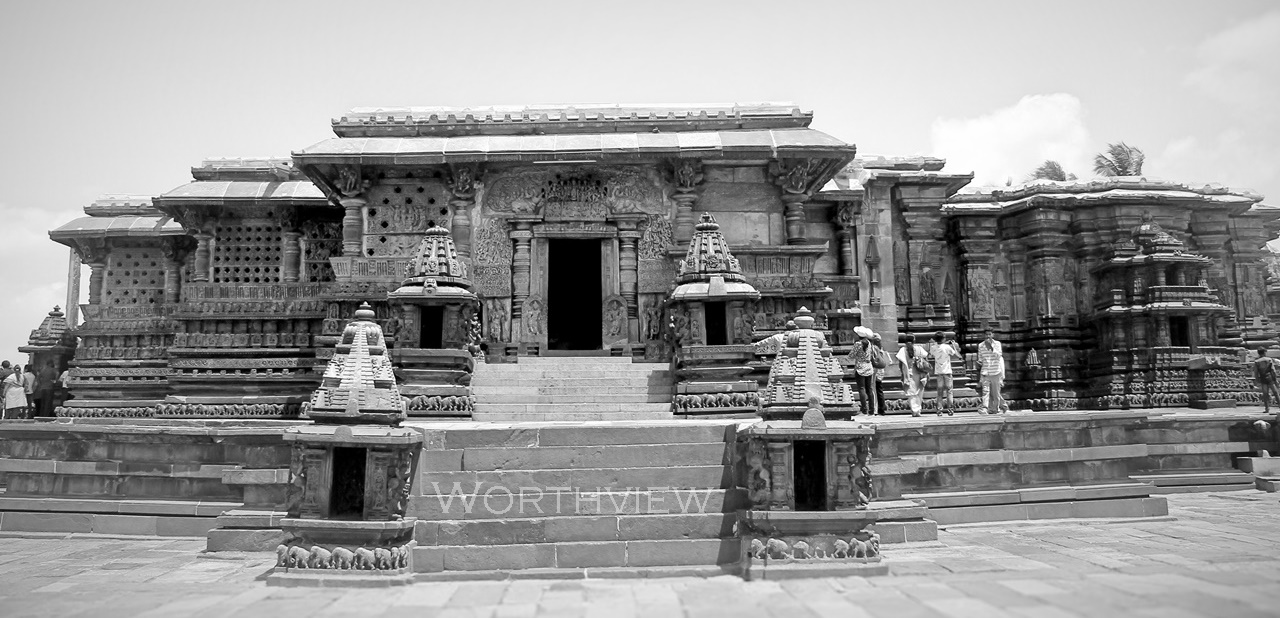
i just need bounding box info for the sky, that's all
[0,0,1277,359]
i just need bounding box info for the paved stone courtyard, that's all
[1,492,1278,617]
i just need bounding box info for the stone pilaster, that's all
[64,248,81,326]
[282,231,303,283]
[160,239,186,305]
[782,193,809,245]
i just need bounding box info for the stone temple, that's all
[2,103,1278,580]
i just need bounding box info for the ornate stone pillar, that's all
[772,159,819,246]
[87,261,106,305]
[65,248,81,326]
[192,231,213,282]
[282,231,303,283]
[835,202,858,277]
[160,239,187,305]
[766,442,791,511]
[509,221,535,321]
[613,216,644,320]
[340,197,366,257]
[670,160,703,244]
[448,165,478,258]
[333,166,370,257]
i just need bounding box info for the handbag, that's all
[912,355,932,374]
[870,346,890,369]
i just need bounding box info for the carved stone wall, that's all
[362,181,452,258]
[212,220,284,284]
[103,241,166,307]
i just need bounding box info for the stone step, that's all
[5,472,239,501]
[418,513,735,543]
[416,466,731,495]
[515,357,661,365]
[473,385,666,395]
[1129,469,1256,487]
[472,411,673,422]
[450,442,729,471]
[472,378,669,388]
[473,369,673,378]
[413,538,741,572]
[927,496,1169,526]
[473,403,673,414]
[473,394,672,404]
[1148,483,1257,494]
[408,489,744,521]
[420,422,736,449]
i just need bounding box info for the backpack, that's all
[870,345,890,369]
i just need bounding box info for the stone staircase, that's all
[471,357,674,421]
[407,421,742,577]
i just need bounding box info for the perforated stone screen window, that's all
[104,242,165,306]
[212,221,283,284]
[363,181,451,258]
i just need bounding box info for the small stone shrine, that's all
[271,303,421,586]
[667,213,762,416]
[736,325,882,579]
[388,225,479,418]
[760,307,856,420]
[1085,213,1247,408]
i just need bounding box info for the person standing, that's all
[977,327,1008,414]
[896,333,930,417]
[34,362,57,418]
[846,327,877,416]
[3,367,28,419]
[930,332,961,416]
[870,333,888,416]
[22,365,36,409]
[1253,347,1280,413]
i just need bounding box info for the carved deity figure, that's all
[603,298,627,339]
[525,298,545,337]
[744,440,772,506]
[335,166,369,198]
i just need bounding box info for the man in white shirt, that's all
[977,327,1008,414]
[930,331,961,416]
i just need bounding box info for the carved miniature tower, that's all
[389,225,479,418]
[761,307,857,420]
[19,306,76,416]
[271,304,421,585]
[667,213,762,416]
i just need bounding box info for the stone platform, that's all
[0,407,1275,579]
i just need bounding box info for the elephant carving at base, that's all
[275,543,412,571]
[747,533,880,562]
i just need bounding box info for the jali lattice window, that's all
[104,242,165,306]
[212,221,283,284]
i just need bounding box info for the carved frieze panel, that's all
[483,167,665,219]
[362,181,452,258]
[969,268,994,319]
[473,218,512,297]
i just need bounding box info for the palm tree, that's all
[1028,160,1074,182]
[1092,142,1145,177]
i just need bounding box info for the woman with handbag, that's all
[896,333,931,417]
[3,366,28,419]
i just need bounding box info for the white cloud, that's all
[0,200,83,361]
[1185,10,1280,109]
[930,94,1092,188]
[1147,129,1278,199]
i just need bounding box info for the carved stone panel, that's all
[472,217,512,296]
[483,167,666,218]
[602,295,628,346]
[522,295,547,345]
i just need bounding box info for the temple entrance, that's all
[547,239,603,350]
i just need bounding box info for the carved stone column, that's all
[160,239,187,305]
[64,248,81,326]
[670,160,703,244]
[448,164,478,258]
[282,231,303,283]
[773,159,820,246]
[87,261,106,305]
[835,202,858,277]
[509,221,535,321]
[340,197,366,257]
[613,216,644,319]
[192,231,213,282]
[766,442,791,511]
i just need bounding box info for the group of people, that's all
[846,327,1009,417]
[0,360,63,419]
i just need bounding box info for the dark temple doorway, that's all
[547,239,603,350]
[793,440,828,511]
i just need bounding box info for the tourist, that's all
[870,334,888,415]
[35,362,57,418]
[1253,347,1280,413]
[930,332,961,416]
[977,328,1008,414]
[2,366,28,419]
[847,326,877,416]
[0,360,11,383]
[896,333,930,417]
[23,365,37,409]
